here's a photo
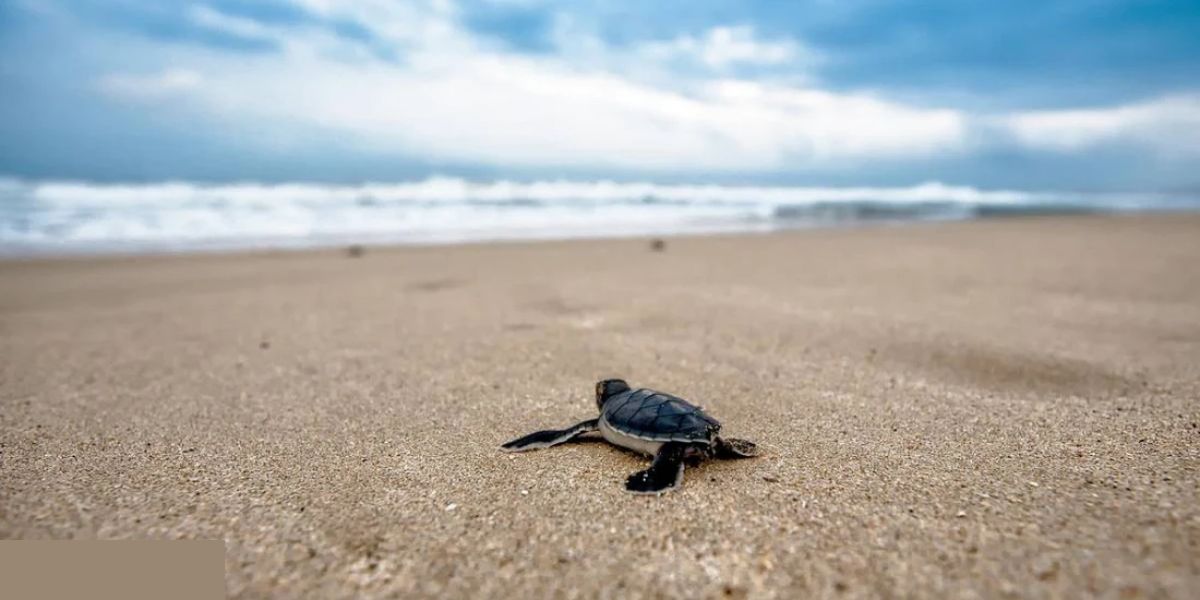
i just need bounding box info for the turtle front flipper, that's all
[625,442,688,495]
[715,437,758,459]
[500,419,598,452]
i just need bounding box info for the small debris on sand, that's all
[649,238,666,252]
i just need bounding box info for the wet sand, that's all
[2,215,1198,598]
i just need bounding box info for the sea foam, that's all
[0,176,1191,254]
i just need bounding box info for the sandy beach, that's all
[2,215,1198,598]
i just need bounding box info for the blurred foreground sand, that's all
[2,215,1198,598]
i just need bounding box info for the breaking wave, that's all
[0,176,1193,254]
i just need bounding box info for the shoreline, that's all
[2,210,1191,263]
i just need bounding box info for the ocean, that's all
[1,176,1195,255]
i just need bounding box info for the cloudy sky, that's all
[1,0,1198,190]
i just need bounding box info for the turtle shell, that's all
[601,388,720,443]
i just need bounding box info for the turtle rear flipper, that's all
[500,419,598,452]
[715,437,758,459]
[625,442,687,495]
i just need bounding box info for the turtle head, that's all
[595,378,630,410]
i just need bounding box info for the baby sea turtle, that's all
[501,379,759,495]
